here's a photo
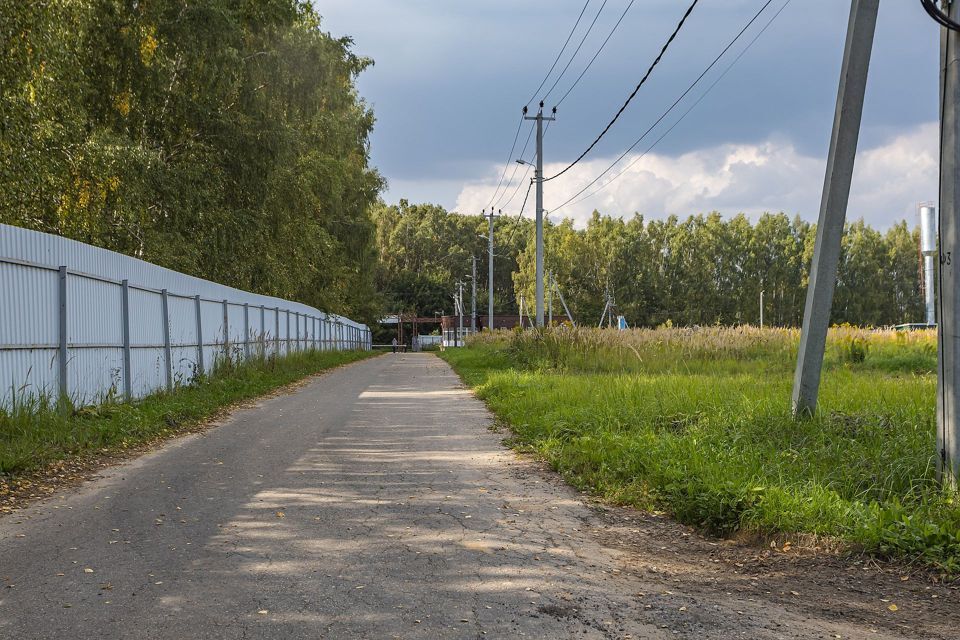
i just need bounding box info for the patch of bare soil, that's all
[519,454,959,639]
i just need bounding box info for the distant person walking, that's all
[391,337,398,354]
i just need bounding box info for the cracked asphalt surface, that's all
[0,353,957,638]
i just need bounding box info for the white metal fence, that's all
[0,224,371,407]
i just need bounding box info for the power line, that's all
[491,121,536,209]
[518,178,534,220]
[552,0,784,213]
[488,2,592,210]
[556,0,637,108]
[499,163,534,210]
[526,1,593,107]
[922,0,960,30]
[495,120,552,210]
[544,0,701,182]
[485,117,525,209]
[541,0,610,103]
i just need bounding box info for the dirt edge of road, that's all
[473,394,960,638]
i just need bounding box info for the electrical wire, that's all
[488,1,593,211]
[556,0,637,108]
[495,120,552,210]
[525,1,593,107]
[551,0,781,212]
[498,163,534,210]
[541,0,610,104]
[559,0,785,212]
[544,0,701,182]
[485,117,525,210]
[518,178,534,220]
[491,121,536,209]
[922,0,960,31]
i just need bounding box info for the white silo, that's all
[920,204,938,326]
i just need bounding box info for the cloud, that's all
[453,121,938,229]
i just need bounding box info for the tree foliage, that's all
[375,202,925,328]
[0,0,382,321]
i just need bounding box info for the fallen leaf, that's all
[257,609,268,615]
[275,511,285,518]
[888,604,899,612]
[83,568,94,574]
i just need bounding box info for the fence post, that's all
[286,309,290,355]
[161,289,172,391]
[122,280,132,401]
[260,305,266,358]
[57,266,69,403]
[243,303,250,361]
[195,295,204,377]
[275,307,280,357]
[222,299,230,363]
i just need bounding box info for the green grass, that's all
[0,349,378,475]
[440,327,960,573]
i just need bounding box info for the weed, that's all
[0,349,376,475]
[441,327,958,571]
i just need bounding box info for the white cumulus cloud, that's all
[453,122,938,229]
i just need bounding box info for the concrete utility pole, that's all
[523,103,556,327]
[791,0,878,417]
[485,209,497,330]
[471,256,478,333]
[457,281,465,347]
[939,0,960,486]
[760,290,765,329]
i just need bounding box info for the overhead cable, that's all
[541,0,610,103]
[544,0,701,182]
[485,117,525,209]
[556,0,637,108]
[496,120,552,209]
[525,1,593,107]
[491,121,536,209]
[921,0,960,30]
[552,0,782,212]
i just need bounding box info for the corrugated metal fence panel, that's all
[0,263,58,346]
[0,349,57,404]
[129,289,164,346]
[0,224,371,407]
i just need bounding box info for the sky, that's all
[315,1,940,229]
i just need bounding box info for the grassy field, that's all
[0,349,377,475]
[439,326,960,573]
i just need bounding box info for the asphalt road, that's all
[0,353,953,639]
